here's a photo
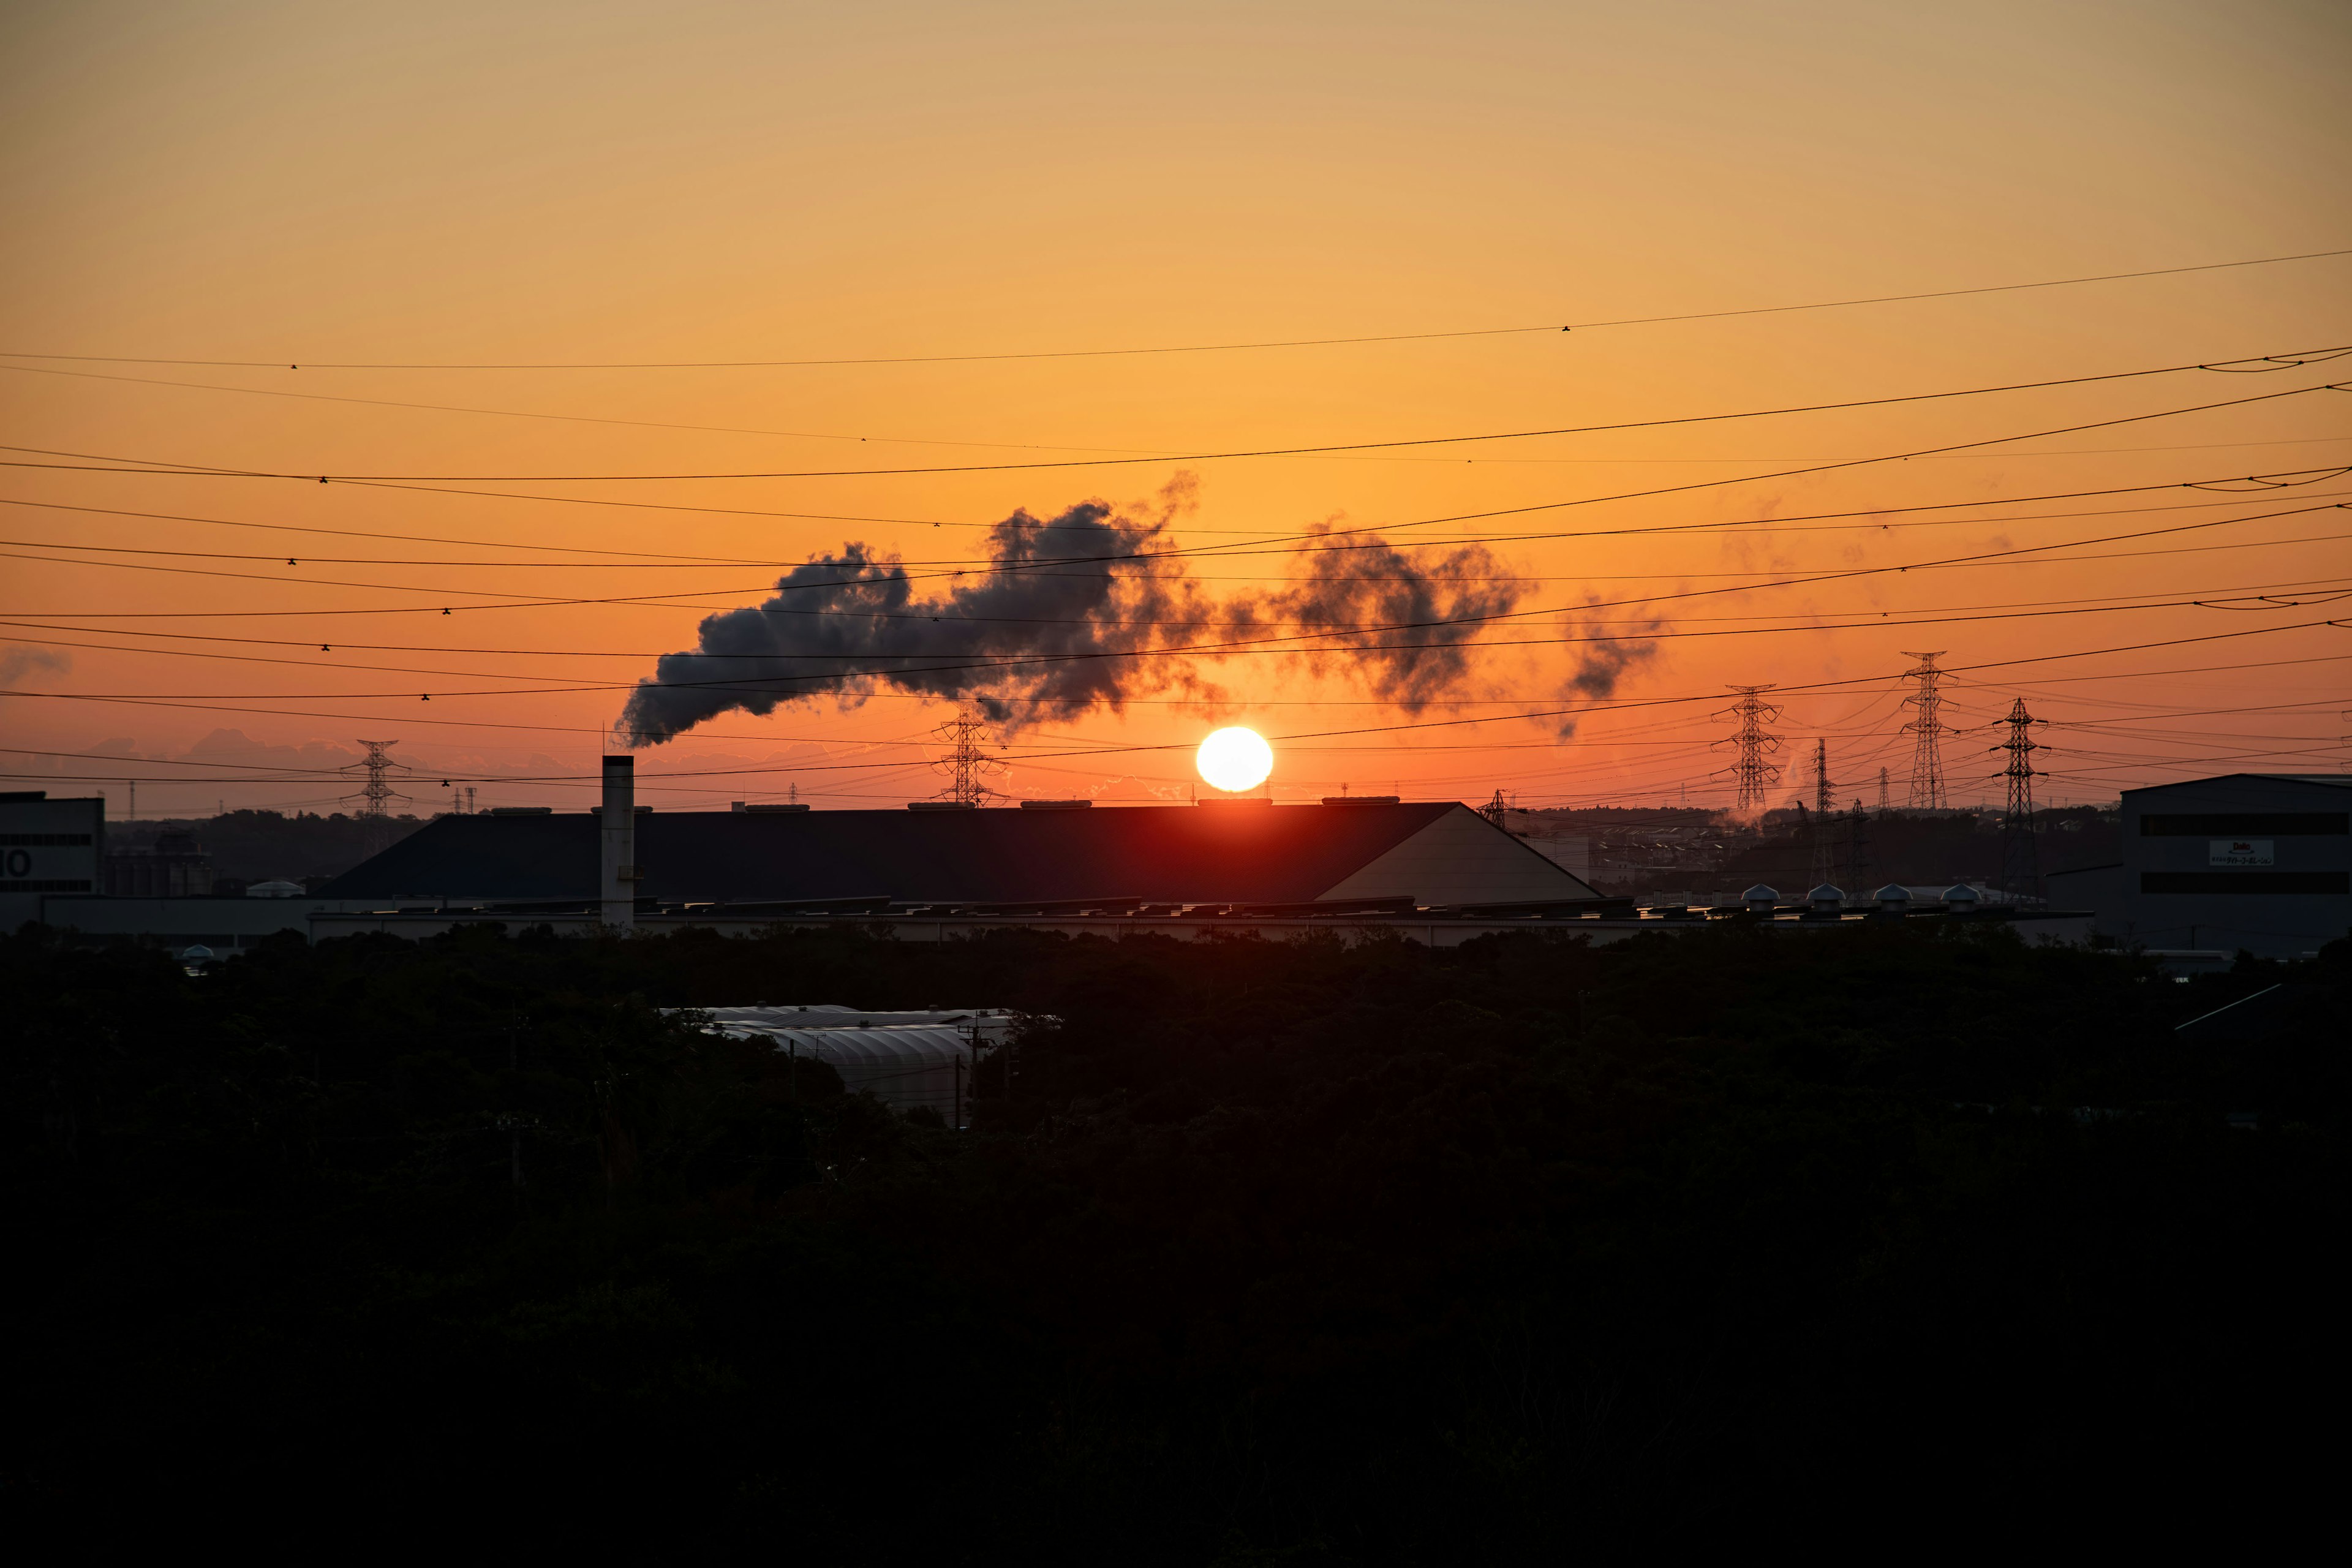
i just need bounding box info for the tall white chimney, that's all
[601,755,638,930]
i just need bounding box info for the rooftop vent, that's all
[741,803,810,813]
[1875,883,1912,911]
[1019,799,1092,809]
[1743,884,1780,913]
[1807,883,1845,911]
[1321,795,1401,805]
[1943,884,1981,910]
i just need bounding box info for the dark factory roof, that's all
[316,801,1598,908]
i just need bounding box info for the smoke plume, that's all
[1551,600,1660,739]
[0,646,69,688]
[615,487,1536,747]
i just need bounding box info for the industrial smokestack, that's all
[601,755,637,930]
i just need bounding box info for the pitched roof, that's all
[316,802,1594,906]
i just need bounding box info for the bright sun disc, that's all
[1197,726,1273,793]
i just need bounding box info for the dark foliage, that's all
[4,921,2340,1558]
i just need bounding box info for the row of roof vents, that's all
[1739,884,1983,913]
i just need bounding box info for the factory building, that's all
[316,763,1601,911]
[0,791,105,930]
[2048,773,2350,959]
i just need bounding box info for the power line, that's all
[4,623,2342,766]
[10,497,2343,691]
[4,245,2345,369]
[6,349,2343,481]
[10,467,2345,578]
[10,486,2346,577]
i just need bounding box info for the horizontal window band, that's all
[2139,872,2348,895]
[2139,813,2348,837]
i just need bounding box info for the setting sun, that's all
[1196,727,1273,793]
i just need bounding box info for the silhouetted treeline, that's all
[4,921,2338,1556]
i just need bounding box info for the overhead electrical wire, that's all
[10,467,2349,576]
[5,497,2343,692]
[7,622,2346,784]
[7,571,2349,692]
[6,385,2347,617]
[6,346,2344,481]
[6,360,2348,472]
[9,487,2347,579]
[2,245,2345,369]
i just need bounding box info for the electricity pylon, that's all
[346,739,409,852]
[1994,698,2047,900]
[1714,685,1783,811]
[1900,652,1950,809]
[1876,766,1891,815]
[1809,739,1837,887]
[932,702,1005,805]
[1843,798,1871,892]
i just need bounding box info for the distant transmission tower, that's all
[1480,789,1508,826]
[932,703,1005,805]
[1714,685,1783,811]
[1996,698,2047,900]
[1899,651,1950,809]
[1843,797,1871,892]
[1809,740,1837,887]
[345,739,409,851]
[1877,766,1891,815]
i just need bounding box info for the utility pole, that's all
[1995,698,2047,901]
[1809,740,1836,888]
[932,701,1005,805]
[1714,685,1783,812]
[1899,652,1950,810]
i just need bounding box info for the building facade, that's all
[1,791,105,930]
[2098,774,2351,958]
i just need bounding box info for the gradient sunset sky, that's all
[2,1,2347,816]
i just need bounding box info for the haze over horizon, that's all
[4,1,2347,816]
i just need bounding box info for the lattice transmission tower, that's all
[1899,651,1950,809]
[1994,698,2048,900]
[346,739,409,851]
[1808,740,1838,888]
[1876,766,1891,814]
[1714,685,1783,811]
[932,703,1006,805]
[1843,798,1872,892]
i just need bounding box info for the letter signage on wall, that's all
[2208,839,2274,867]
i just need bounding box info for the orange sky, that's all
[2,1,2348,817]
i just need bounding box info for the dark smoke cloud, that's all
[1552,599,1660,739]
[1227,522,1528,714]
[0,646,69,688]
[614,485,1537,747]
